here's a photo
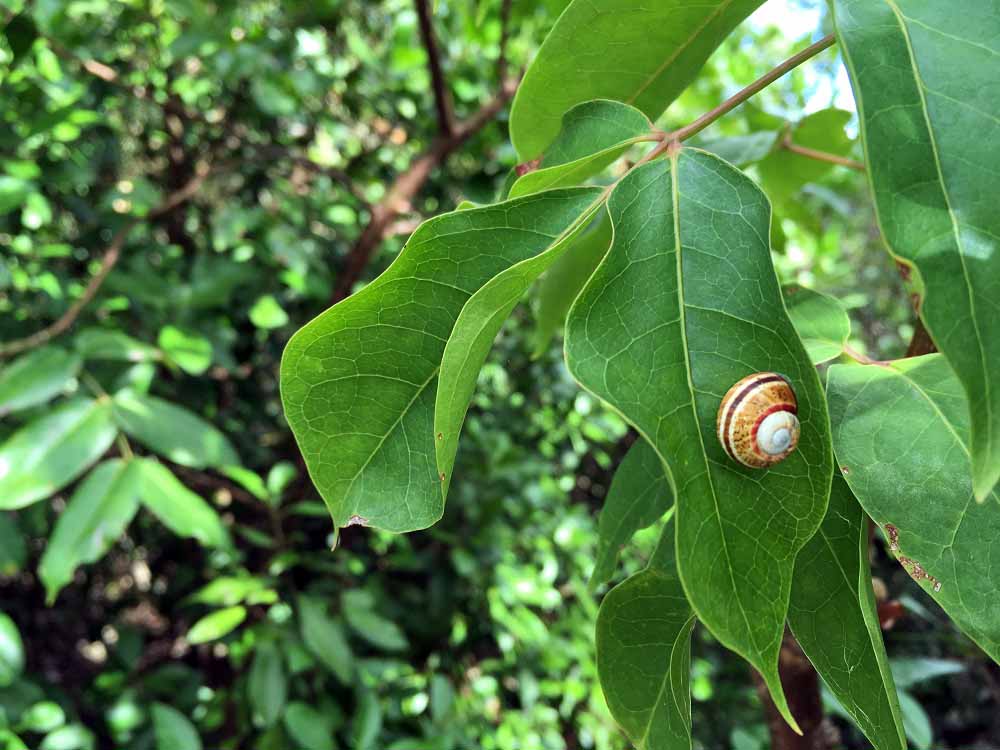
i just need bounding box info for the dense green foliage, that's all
[2,0,999,749]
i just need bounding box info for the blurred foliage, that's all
[0,0,995,748]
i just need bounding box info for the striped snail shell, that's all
[716,372,800,468]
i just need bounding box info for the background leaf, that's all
[0,347,80,416]
[38,459,143,603]
[833,0,1000,499]
[0,398,117,510]
[509,0,766,159]
[186,606,247,644]
[138,459,230,547]
[151,703,202,750]
[827,355,1000,664]
[783,286,851,365]
[0,613,24,688]
[298,595,354,683]
[248,641,287,727]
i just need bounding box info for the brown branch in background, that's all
[332,77,518,303]
[753,633,834,750]
[0,164,214,358]
[415,0,455,137]
[782,134,866,172]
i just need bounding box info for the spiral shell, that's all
[716,372,800,468]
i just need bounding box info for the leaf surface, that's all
[596,515,694,750]
[281,189,598,532]
[0,397,117,510]
[0,347,80,416]
[827,354,1000,663]
[788,474,905,750]
[298,594,354,683]
[0,613,24,687]
[38,459,143,602]
[152,703,202,750]
[784,286,851,365]
[508,100,652,198]
[695,131,780,167]
[138,459,230,547]
[186,606,247,644]
[833,0,1000,499]
[112,390,238,469]
[509,0,766,160]
[757,109,853,204]
[565,150,833,727]
[248,641,287,727]
[590,438,673,588]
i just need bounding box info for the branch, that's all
[782,134,865,172]
[331,78,519,303]
[415,0,455,137]
[0,165,213,358]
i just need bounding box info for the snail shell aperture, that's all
[716,372,800,468]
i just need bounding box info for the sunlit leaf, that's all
[187,606,247,644]
[138,459,230,547]
[783,286,851,365]
[0,347,80,416]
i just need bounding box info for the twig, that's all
[0,165,214,358]
[415,0,455,137]
[842,344,886,366]
[782,134,865,172]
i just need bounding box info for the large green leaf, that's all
[38,459,143,603]
[112,390,238,469]
[138,459,230,548]
[827,354,1000,663]
[784,286,851,365]
[434,200,601,491]
[596,515,695,750]
[788,475,905,750]
[508,100,652,198]
[0,397,118,510]
[833,0,1000,500]
[281,188,599,532]
[565,150,833,729]
[531,212,614,357]
[0,347,81,416]
[590,438,673,588]
[509,0,766,160]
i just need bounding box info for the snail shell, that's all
[716,372,800,468]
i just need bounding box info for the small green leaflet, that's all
[827,354,1000,665]
[694,131,780,168]
[112,390,238,470]
[39,459,143,603]
[0,397,117,510]
[281,188,599,532]
[187,606,247,643]
[152,703,202,750]
[0,347,81,416]
[590,438,673,588]
[0,613,24,687]
[833,0,1000,500]
[138,459,230,548]
[248,641,287,727]
[788,474,905,750]
[566,150,833,730]
[509,0,766,160]
[74,328,160,362]
[508,100,652,198]
[298,594,354,683]
[597,514,695,750]
[783,286,851,365]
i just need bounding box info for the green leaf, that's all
[283,702,335,750]
[596,515,695,750]
[565,150,833,729]
[509,0,766,160]
[186,606,247,644]
[590,438,673,588]
[508,100,652,198]
[2,14,38,65]
[0,614,24,688]
[112,390,238,469]
[38,724,95,750]
[74,329,159,363]
[897,691,932,750]
[281,188,599,532]
[350,687,382,750]
[342,590,408,652]
[890,658,963,689]
[20,702,65,733]
[298,595,353,683]
[531,212,614,357]
[0,514,26,576]
[138,459,230,548]
[151,703,201,750]
[0,347,81,416]
[788,474,905,750]
[188,575,274,607]
[757,109,853,204]
[158,326,212,376]
[694,131,780,167]
[38,459,143,603]
[783,286,851,365]
[434,200,601,492]
[827,354,1000,664]
[249,295,290,330]
[0,397,117,510]
[833,0,1000,500]
[248,641,287,727]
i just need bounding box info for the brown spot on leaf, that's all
[884,524,900,552]
[346,514,369,527]
[895,260,912,282]
[436,432,443,440]
[840,466,850,476]
[898,555,942,592]
[439,472,446,481]
[515,158,541,177]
